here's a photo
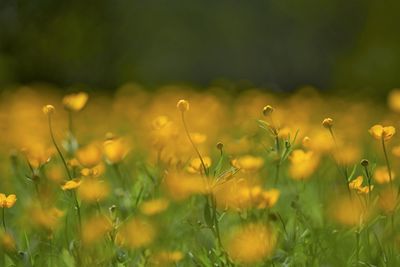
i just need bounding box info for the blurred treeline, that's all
[0,0,400,97]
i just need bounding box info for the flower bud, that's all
[262,105,274,116]
[322,118,333,128]
[42,105,55,115]
[177,100,189,112]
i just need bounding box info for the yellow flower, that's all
[62,92,89,111]
[259,189,280,209]
[231,155,264,172]
[379,188,398,214]
[289,149,319,180]
[82,215,112,245]
[388,89,400,113]
[186,157,212,174]
[29,206,65,231]
[76,143,102,168]
[150,250,184,266]
[116,218,156,249]
[103,137,130,164]
[0,194,17,208]
[226,223,277,264]
[349,176,373,194]
[374,167,395,184]
[330,196,368,226]
[78,179,109,203]
[369,124,396,141]
[140,198,169,216]
[176,99,189,112]
[42,104,55,115]
[61,179,82,190]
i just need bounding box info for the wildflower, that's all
[116,218,156,249]
[61,179,82,190]
[149,250,184,266]
[164,171,209,201]
[177,99,189,112]
[78,179,109,203]
[0,232,16,253]
[103,137,130,164]
[322,118,334,128]
[231,155,264,172]
[379,188,398,214]
[76,143,102,168]
[369,125,396,141]
[374,167,395,184]
[42,104,55,115]
[0,194,17,208]
[388,89,400,113]
[29,206,65,231]
[330,196,369,226]
[289,149,319,180]
[226,223,277,264]
[140,198,169,216]
[62,92,89,112]
[187,157,212,174]
[82,215,112,245]
[349,176,373,194]
[258,189,280,209]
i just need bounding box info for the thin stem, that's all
[68,111,74,136]
[180,112,208,176]
[47,114,72,180]
[2,208,6,231]
[381,137,394,191]
[355,230,360,266]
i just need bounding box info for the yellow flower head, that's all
[61,179,82,191]
[149,250,184,266]
[231,155,264,172]
[388,89,400,113]
[140,198,169,216]
[186,157,212,174]
[176,99,189,112]
[0,194,17,208]
[349,176,373,194]
[76,143,102,168]
[42,105,55,115]
[78,179,109,203]
[330,196,370,226]
[369,124,396,141]
[289,149,319,180]
[116,218,156,249]
[103,137,130,164]
[226,223,277,264]
[374,167,395,184]
[379,188,398,214]
[82,215,112,245]
[62,92,89,112]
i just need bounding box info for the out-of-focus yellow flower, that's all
[61,179,82,190]
[374,167,395,184]
[23,144,54,169]
[46,165,64,183]
[78,179,109,203]
[76,144,102,168]
[388,89,400,113]
[116,218,156,249]
[330,196,369,226]
[186,157,212,174]
[226,223,277,264]
[392,145,400,157]
[0,194,17,208]
[0,232,16,252]
[82,215,112,245]
[149,250,184,266]
[190,132,207,144]
[62,92,89,112]
[333,146,360,165]
[42,104,55,115]
[258,189,280,209]
[164,171,209,201]
[289,149,319,180]
[177,99,189,112]
[379,188,398,214]
[140,198,169,216]
[349,176,373,194]
[80,164,105,178]
[369,125,396,141]
[103,137,130,164]
[29,206,65,231]
[231,155,264,172]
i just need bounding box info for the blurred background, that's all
[0,0,399,96]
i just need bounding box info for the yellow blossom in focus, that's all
[80,164,105,178]
[231,155,264,172]
[0,194,17,208]
[61,179,82,190]
[349,176,373,194]
[289,149,319,180]
[116,218,156,249]
[392,145,400,157]
[374,167,395,184]
[62,92,89,111]
[140,198,169,216]
[78,179,109,203]
[82,215,112,245]
[103,137,130,164]
[186,157,212,174]
[76,144,102,168]
[369,124,396,141]
[388,89,400,113]
[226,223,277,264]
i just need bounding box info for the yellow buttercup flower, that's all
[374,167,395,184]
[187,157,212,174]
[140,198,169,216]
[76,143,102,168]
[349,176,373,194]
[0,194,17,208]
[369,124,396,141]
[103,137,130,164]
[388,89,400,113]
[62,92,89,112]
[116,218,156,249]
[61,179,82,190]
[231,155,264,172]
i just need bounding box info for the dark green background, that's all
[1,0,399,95]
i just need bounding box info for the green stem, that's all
[2,208,6,231]
[381,137,394,191]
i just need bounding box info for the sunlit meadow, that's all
[1,84,400,266]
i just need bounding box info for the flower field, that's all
[1,85,400,266]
